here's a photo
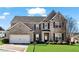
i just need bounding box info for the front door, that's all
[34,33,39,42]
[44,33,49,42]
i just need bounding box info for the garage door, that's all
[9,35,30,43]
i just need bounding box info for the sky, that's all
[0,7,79,30]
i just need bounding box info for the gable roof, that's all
[43,10,56,22]
[11,16,46,23]
[36,11,57,23]
[53,12,67,21]
[8,22,32,30]
[0,27,4,31]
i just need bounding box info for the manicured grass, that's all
[27,44,79,52]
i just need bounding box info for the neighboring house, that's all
[70,33,79,43]
[0,27,5,38]
[7,11,67,43]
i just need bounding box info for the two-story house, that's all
[7,10,67,43]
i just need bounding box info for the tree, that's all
[65,16,78,44]
[65,16,78,35]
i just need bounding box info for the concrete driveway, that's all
[0,44,28,52]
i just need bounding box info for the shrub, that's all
[2,39,9,44]
[71,42,75,45]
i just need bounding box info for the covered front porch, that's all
[42,31,50,42]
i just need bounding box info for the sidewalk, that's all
[0,44,28,52]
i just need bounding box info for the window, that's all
[55,33,62,37]
[55,33,62,41]
[36,34,39,40]
[42,23,49,30]
[36,24,39,29]
[43,22,49,30]
[34,24,39,30]
[44,23,48,29]
[55,22,60,28]
[53,22,62,28]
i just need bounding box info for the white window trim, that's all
[55,33,62,37]
[36,24,39,29]
[44,23,48,29]
[54,22,62,28]
[55,33,62,40]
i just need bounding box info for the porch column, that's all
[49,32,51,41]
[50,32,54,41]
[30,31,33,42]
[42,32,44,42]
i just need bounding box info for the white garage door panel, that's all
[10,35,30,43]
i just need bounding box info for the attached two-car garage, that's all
[9,35,31,43]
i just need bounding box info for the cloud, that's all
[3,12,10,16]
[27,8,47,16]
[41,14,47,16]
[0,16,6,19]
[0,12,10,20]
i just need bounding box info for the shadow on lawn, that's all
[34,44,48,46]
[69,44,79,47]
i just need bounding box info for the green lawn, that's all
[27,44,79,52]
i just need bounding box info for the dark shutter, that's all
[34,33,36,41]
[39,24,41,30]
[59,22,61,28]
[53,22,55,28]
[43,23,44,29]
[34,24,36,30]
[39,33,41,42]
[53,33,55,41]
[62,33,64,40]
[48,23,50,29]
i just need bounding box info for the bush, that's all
[2,39,9,44]
[71,42,75,45]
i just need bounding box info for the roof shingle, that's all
[11,16,46,23]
